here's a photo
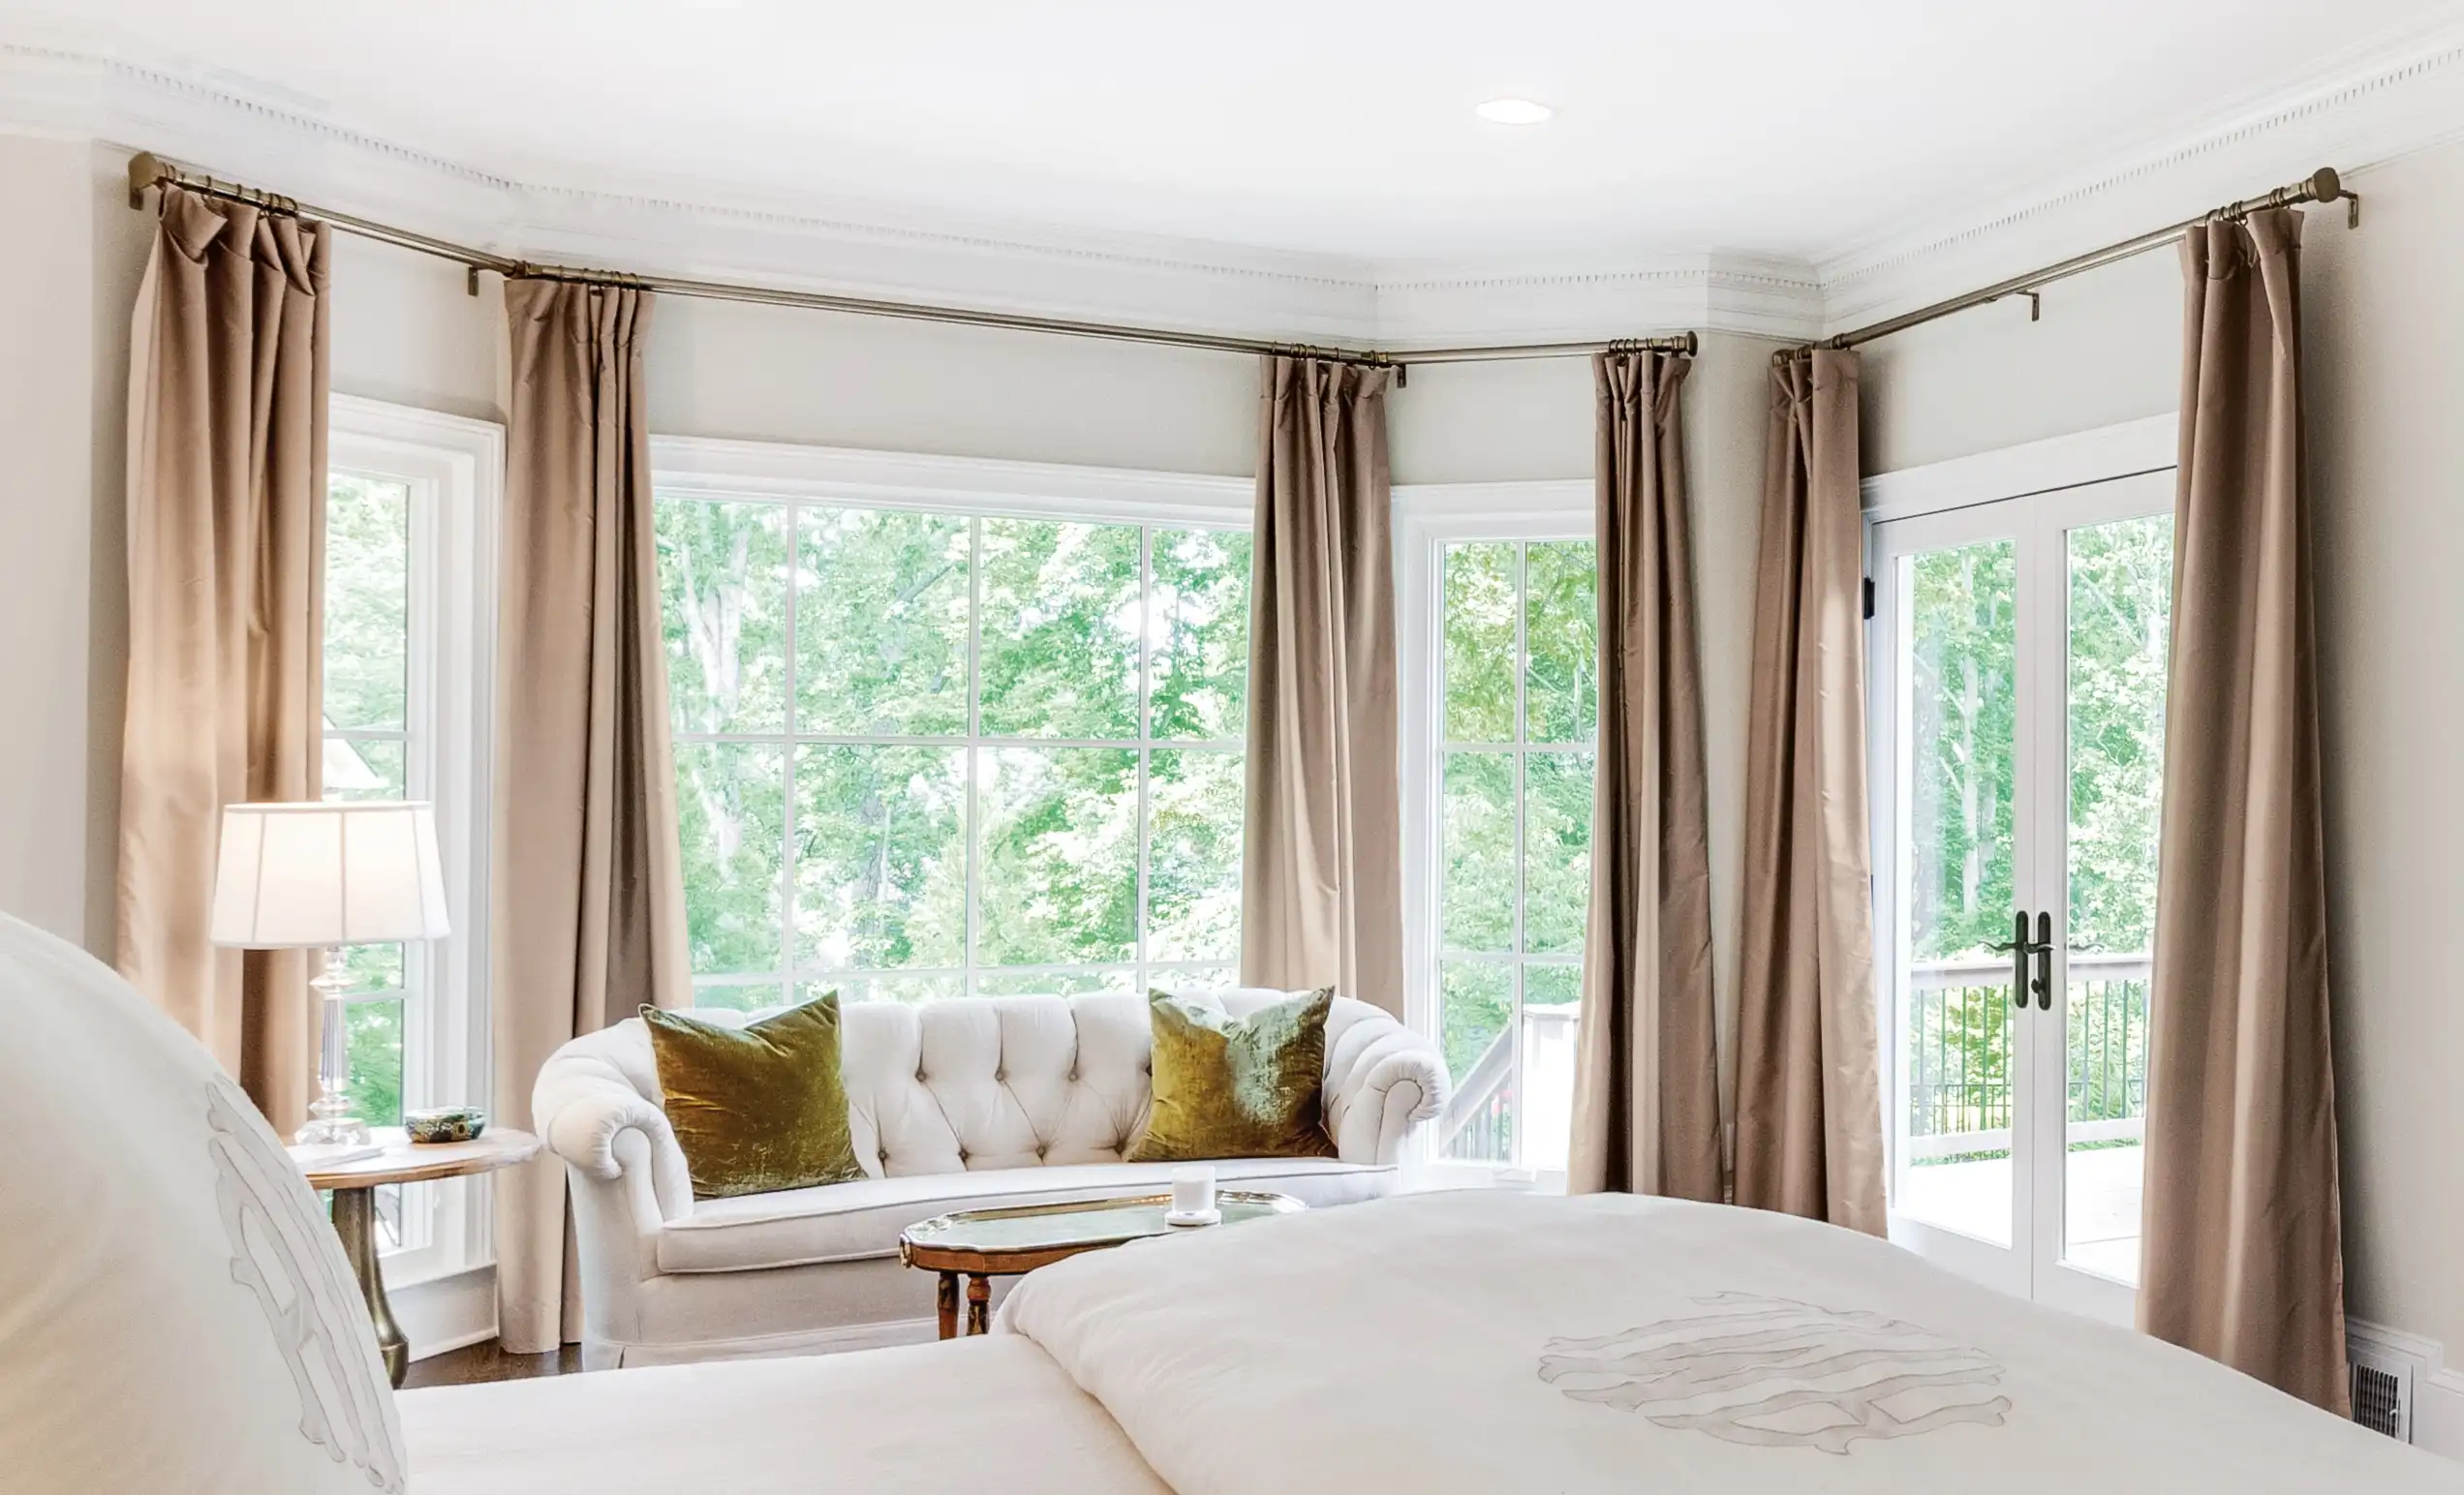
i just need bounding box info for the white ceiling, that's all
[13,0,2463,274]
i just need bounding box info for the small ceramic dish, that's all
[404,1107,488,1144]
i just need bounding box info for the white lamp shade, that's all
[208,802,450,949]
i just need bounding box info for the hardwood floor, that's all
[404,1339,582,1388]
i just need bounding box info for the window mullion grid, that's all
[693,510,1242,1006]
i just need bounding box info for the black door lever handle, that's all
[2034,911,2053,1010]
[1988,911,2055,1011]
[1989,911,2030,1010]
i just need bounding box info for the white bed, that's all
[11,907,2446,1494]
[402,1334,1165,1494]
[403,1190,2464,1493]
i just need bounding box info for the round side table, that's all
[293,1127,540,1387]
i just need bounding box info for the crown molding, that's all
[1372,255,1824,347]
[1816,20,2464,338]
[0,35,1821,345]
[9,24,2464,353]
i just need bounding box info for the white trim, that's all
[650,435,1251,530]
[327,394,504,1285]
[1860,413,2179,523]
[397,1265,498,1362]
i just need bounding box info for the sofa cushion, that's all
[656,1159,1394,1273]
[645,997,865,1199]
[1129,988,1337,1162]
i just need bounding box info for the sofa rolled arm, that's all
[533,1049,693,1225]
[1321,1002,1451,1167]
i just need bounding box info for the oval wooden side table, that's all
[293,1127,540,1387]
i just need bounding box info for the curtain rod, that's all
[1782,166,2358,360]
[123,151,1698,376]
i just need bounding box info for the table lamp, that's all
[208,801,450,1145]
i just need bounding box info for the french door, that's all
[1868,468,2172,1326]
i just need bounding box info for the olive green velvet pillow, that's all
[642,994,865,1200]
[1128,987,1338,1162]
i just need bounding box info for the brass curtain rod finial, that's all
[126,150,170,209]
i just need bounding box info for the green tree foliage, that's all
[979,520,1139,739]
[799,509,969,735]
[1524,541,1596,743]
[656,499,1247,1001]
[1909,539,2018,963]
[2062,515,2169,1124]
[2066,515,2171,956]
[324,474,413,1123]
[1436,540,1600,1152]
[1900,518,2171,1142]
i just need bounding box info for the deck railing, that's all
[1436,952,2151,1165]
[1905,951,2149,1159]
[1438,1005,1578,1165]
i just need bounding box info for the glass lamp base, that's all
[297,1089,371,1147]
[300,956,370,1146]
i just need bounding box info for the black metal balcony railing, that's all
[1435,954,2150,1166]
[1905,952,2150,1150]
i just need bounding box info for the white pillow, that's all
[0,914,406,1492]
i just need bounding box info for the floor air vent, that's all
[2352,1356,2412,1442]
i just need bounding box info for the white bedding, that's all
[399,1336,1166,1494]
[999,1190,2464,1494]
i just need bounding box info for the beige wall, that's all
[0,137,105,947]
[1858,138,2464,1357]
[650,295,1254,475]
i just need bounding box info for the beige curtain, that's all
[1732,349,1886,1235]
[2139,209,2346,1413]
[1240,356,1403,1013]
[493,279,693,1353]
[117,187,328,1136]
[1567,351,1722,1200]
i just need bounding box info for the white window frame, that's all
[1395,479,1595,1190]
[649,436,1254,1004]
[327,393,502,1289]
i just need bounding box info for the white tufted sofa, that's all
[533,988,1449,1368]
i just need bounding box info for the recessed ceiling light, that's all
[1475,98,1554,126]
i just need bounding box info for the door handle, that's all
[1989,911,2056,1011]
[2033,911,2053,1011]
[1989,911,2031,1011]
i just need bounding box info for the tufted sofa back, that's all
[558,988,1386,1183]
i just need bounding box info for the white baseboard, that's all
[2350,1317,2464,1459]
[394,1265,497,1362]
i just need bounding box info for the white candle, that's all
[1171,1164,1216,1217]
